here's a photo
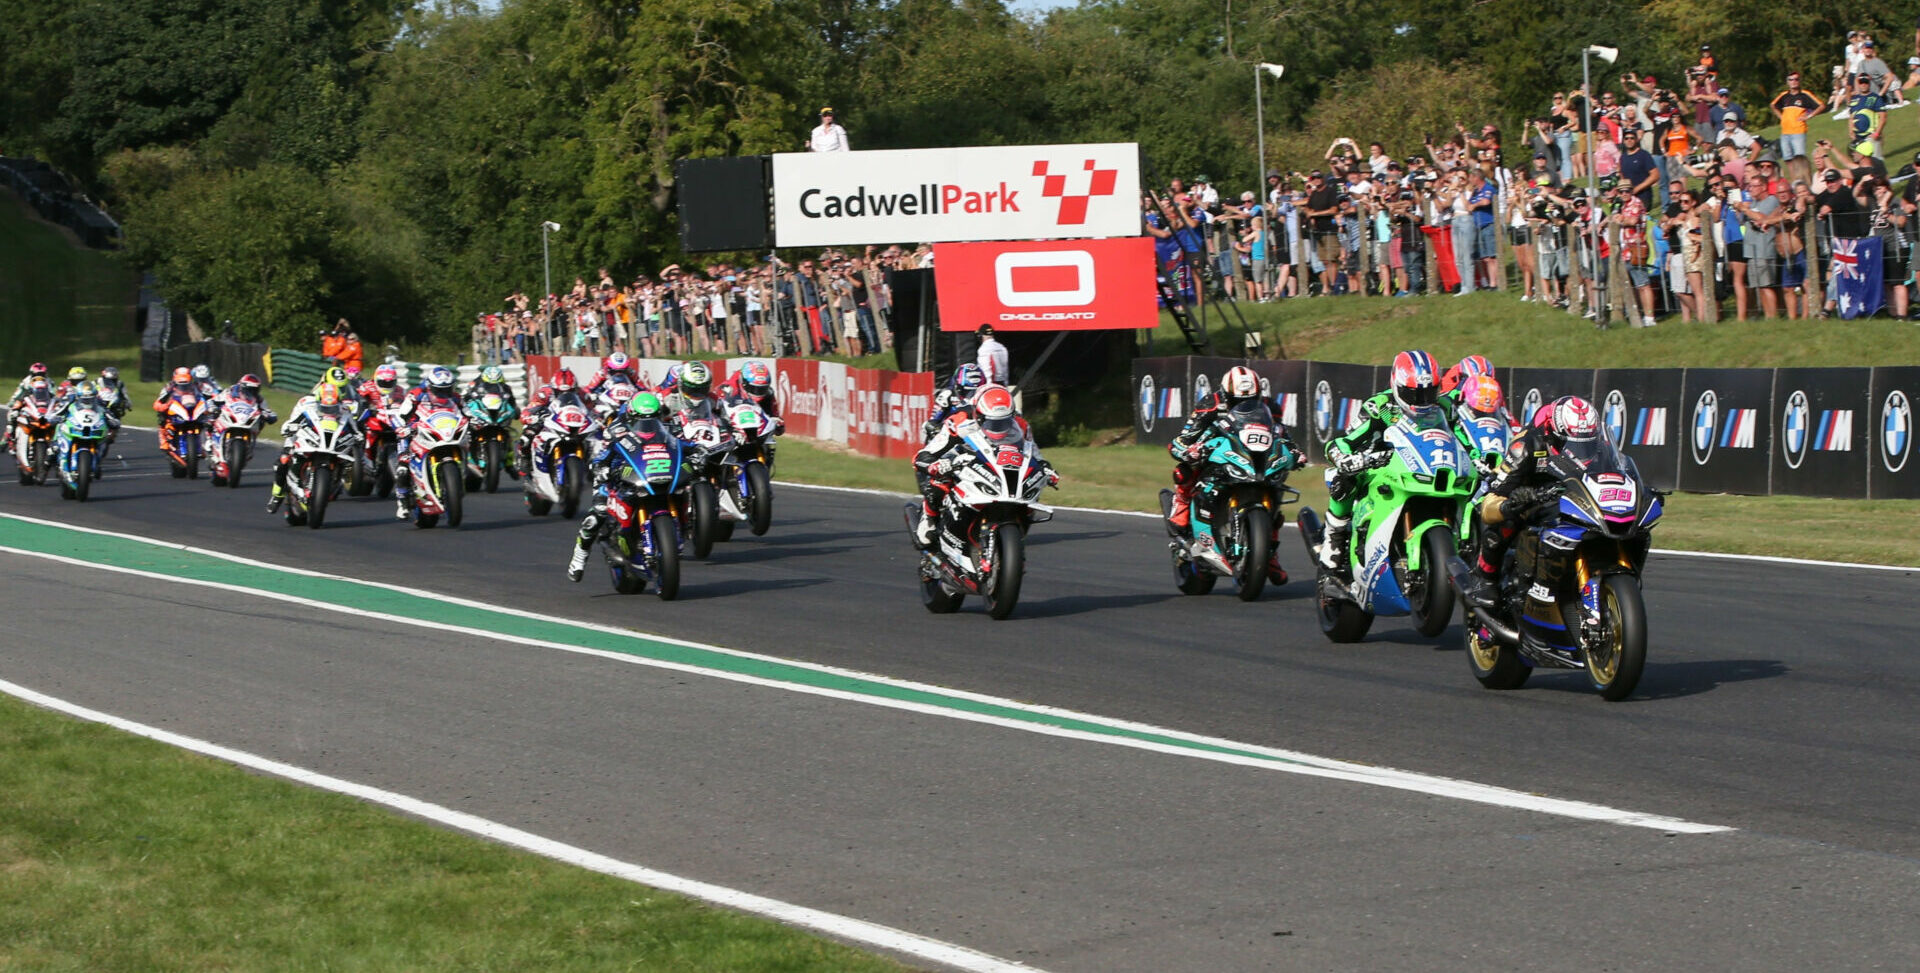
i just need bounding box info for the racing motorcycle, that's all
[1158,399,1301,602]
[903,418,1054,620]
[209,395,266,488]
[1451,436,1663,701]
[593,381,641,423]
[463,391,518,493]
[157,390,211,479]
[525,394,596,518]
[54,398,110,501]
[282,407,358,529]
[593,432,705,600]
[1297,408,1479,642]
[11,385,59,485]
[674,399,734,557]
[404,403,470,528]
[356,398,407,498]
[721,399,777,536]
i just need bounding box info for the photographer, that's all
[1303,173,1342,295]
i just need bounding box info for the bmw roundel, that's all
[1522,388,1544,425]
[1781,389,1810,470]
[1312,379,1334,442]
[1691,389,1719,465]
[1885,389,1913,474]
[1193,372,1211,408]
[1137,373,1156,433]
[1603,389,1627,446]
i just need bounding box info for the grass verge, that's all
[779,437,1920,567]
[0,694,907,972]
[0,193,140,377]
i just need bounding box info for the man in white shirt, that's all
[809,107,849,152]
[975,324,1009,384]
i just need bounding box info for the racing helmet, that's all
[680,360,712,396]
[551,368,578,393]
[1389,350,1441,414]
[67,366,88,383]
[656,364,679,394]
[974,384,1021,442]
[74,381,99,402]
[322,366,347,388]
[343,365,362,382]
[1461,374,1504,416]
[1441,354,1493,393]
[605,352,634,375]
[480,364,504,384]
[99,366,120,385]
[740,360,773,396]
[425,365,456,395]
[628,391,666,420]
[373,364,399,390]
[172,366,192,385]
[191,364,212,382]
[238,374,263,393]
[1544,396,1603,462]
[317,384,342,407]
[1221,365,1260,404]
[952,363,986,392]
[27,362,47,378]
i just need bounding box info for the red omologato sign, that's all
[933,237,1157,332]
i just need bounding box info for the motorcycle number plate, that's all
[642,444,670,457]
[995,446,1024,467]
[430,415,459,434]
[482,394,502,409]
[644,458,674,474]
[1239,424,1274,450]
[687,422,722,446]
[320,418,340,432]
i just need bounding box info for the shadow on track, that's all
[699,542,867,565]
[1015,591,1180,618]
[1025,529,1124,547]
[1627,658,1790,700]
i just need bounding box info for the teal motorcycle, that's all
[54,399,112,502]
[1158,400,1302,602]
[1297,408,1480,642]
[463,392,518,494]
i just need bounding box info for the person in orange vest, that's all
[320,319,349,363]
[338,331,364,374]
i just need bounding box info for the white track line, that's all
[0,513,1731,833]
[0,676,1042,973]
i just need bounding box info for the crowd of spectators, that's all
[1146,26,1920,325]
[471,247,929,364]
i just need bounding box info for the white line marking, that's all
[774,480,1920,570]
[0,676,1042,973]
[0,513,1731,833]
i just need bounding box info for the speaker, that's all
[675,156,771,252]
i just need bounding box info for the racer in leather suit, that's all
[922,363,987,439]
[911,384,1054,547]
[464,364,521,477]
[1464,395,1604,608]
[266,383,355,512]
[391,366,462,518]
[584,352,645,395]
[1167,365,1299,582]
[566,391,705,581]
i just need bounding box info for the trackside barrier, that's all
[269,352,523,392]
[1134,356,1920,499]
[521,356,932,460]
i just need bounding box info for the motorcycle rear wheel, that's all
[608,527,646,594]
[745,461,773,535]
[526,491,553,516]
[984,526,1026,620]
[308,465,332,529]
[1410,526,1457,637]
[1173,547,1218,595]
[649,514,680,601]
[1234,506,1272,602]
[1586,574,1648,701]
[690,481,718,559]
[1466,616,1530,690]
[375,444,395,498]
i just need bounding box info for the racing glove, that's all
[1497,486,1538,522]
[1036,459,1060,487]
[1332,449,1369,474]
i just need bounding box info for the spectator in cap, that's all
[1708,87,1745,132]
[1191,175,1219,208]
[1856,41,1894,98]
[1770,71,1825,182]
[809,107,849,152]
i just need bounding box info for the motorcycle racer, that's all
[718,360,782,426]
[310,365,350,400]
[912,384,1053,547]
[584,352,644,395]
[10,362,50,401]
[1318,350,1470,573]
[96,366,130,420]
[391,365,462,518]
[464,364,521,413]
[151,367,204,458]
[222,374,280,424]
[266,383,356,513]
[189,364,223,404]
[1439,354,1494,394]
[1463,395,1604,607]
[1167,365,1300,583]
[922,363,986,439]
[56,366,89,397]
[661,360,721,415]
[566,391,703,581]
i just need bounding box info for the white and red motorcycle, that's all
[403,403,470,529]
[210,396,266,488]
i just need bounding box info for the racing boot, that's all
[1461,547,1500,610]
[394,489,411,519]
[1265,551,1289,586]
[1319,514,1350,574]
[1167,485,1193,530]
[567,543,589,582]
[265,483,284,513]
[912,501,938,548]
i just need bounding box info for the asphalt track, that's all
[4,441,1920,970]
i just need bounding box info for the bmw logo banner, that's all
[1870,367,1920,499]
[1770,367,1870,499]
[1593,369,1685,492]
[1676,368,1774,495]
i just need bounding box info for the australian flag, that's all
[1832,237,1883,320]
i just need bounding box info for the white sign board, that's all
[771,143,1140,247]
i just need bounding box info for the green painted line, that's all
[0,515,1280,765]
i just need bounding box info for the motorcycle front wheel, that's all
[984,525,1026,620]
[30,441,49,484]
[483,439,502,494]
[226,438,246,489]
[1234,505,1273,602]
[73,451,93,502]
[560,455,585,518]
[438,459,464,528]
[186,437,200,479]
[308,465,333,528]
[745,461,773,535]
[690,480,718,559]
[649,514,680,601]
[1410,526,1457,637]
[1586,574,1648,701]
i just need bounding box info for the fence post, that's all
[1700,209,1720,323]
[1804,216,1823,316]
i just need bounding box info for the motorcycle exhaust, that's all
[1444,559,1521,646]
